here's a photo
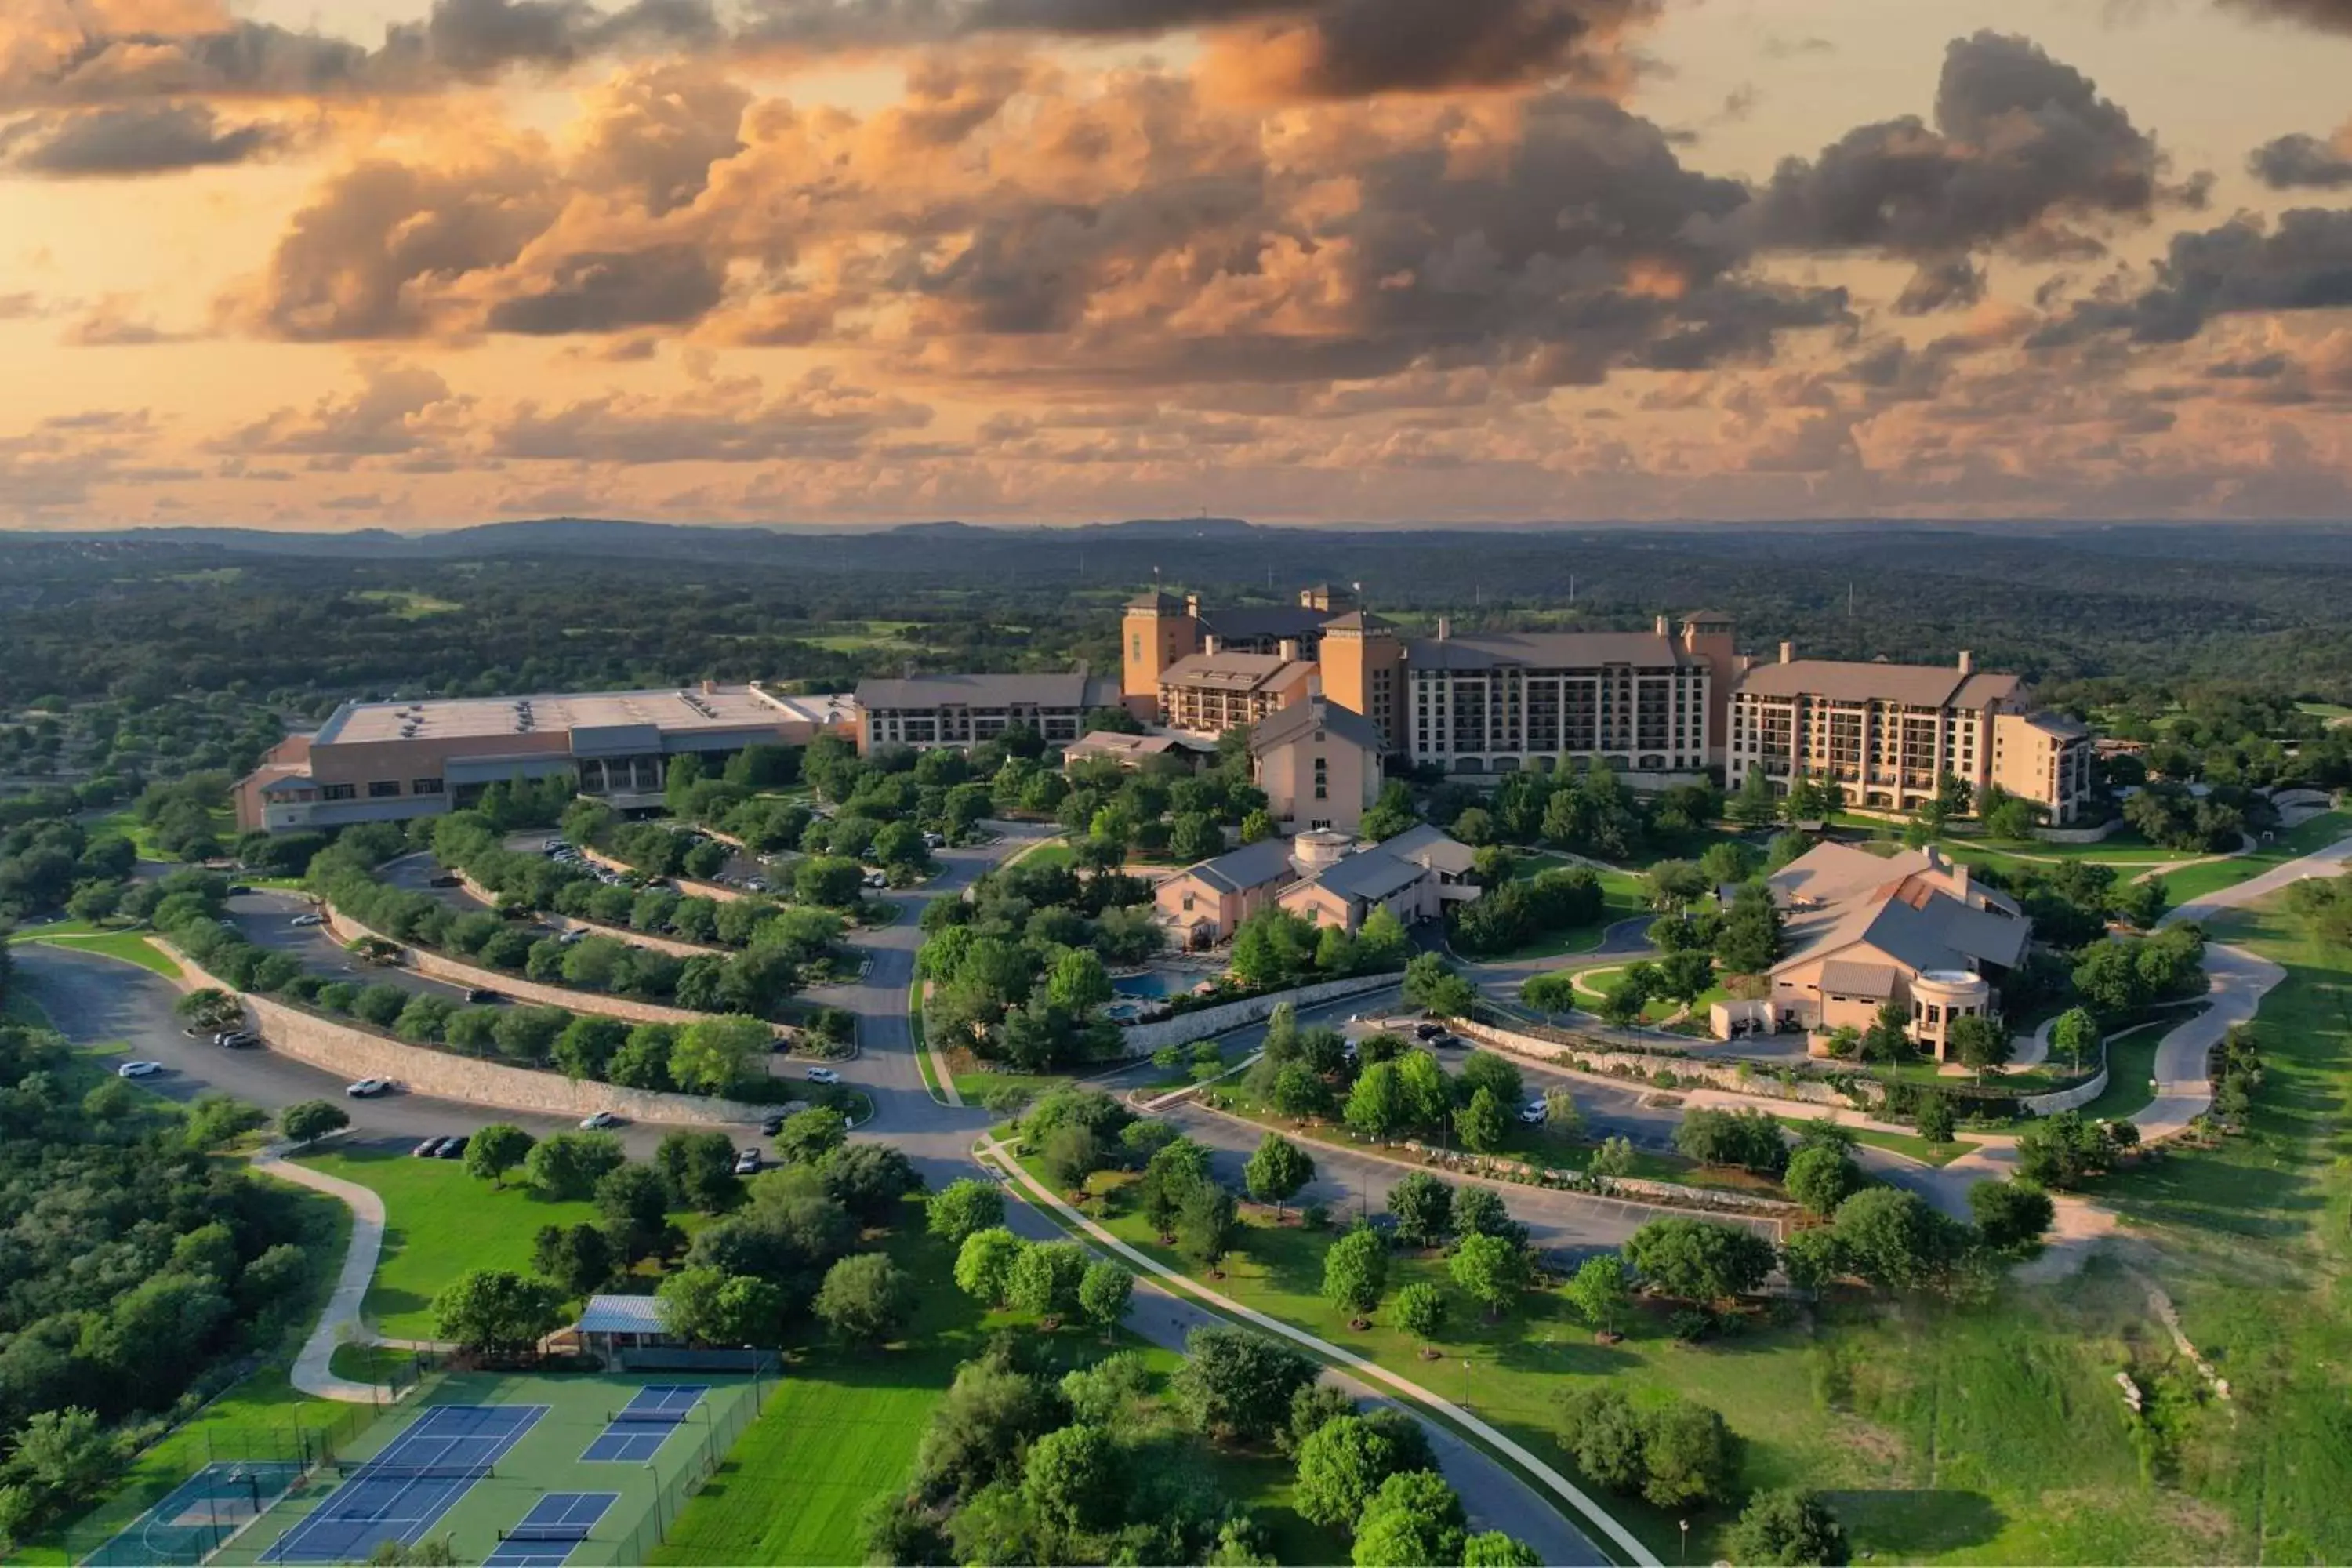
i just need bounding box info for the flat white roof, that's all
[317,684,840,747]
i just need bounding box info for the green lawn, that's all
[654,1203,1335,1566]
[91,805,237,862]
[1490,862,1649,962]
[1010,840,1076,873]
[1020,1149,2230,1565]
[14,928,182,978]
[1769,1115,1980,1167]
[293,1149,609,1338]
[2162,809,2350,906]
[2072,1019,2174,1123]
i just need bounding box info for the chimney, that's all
[1437,617,1451,641]
[1958,650,1973,674]
[1952,860,1971,902]
[1185,593,1200,618]
[1779,641,1795,665]
[1278,637,1301,663]
[700,678,717,695]
[1654,613,1669,637]
[1203,633,1221,656]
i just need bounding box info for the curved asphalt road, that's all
[23,823,1613,1563]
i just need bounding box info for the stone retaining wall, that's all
[1116,971,1402,1053]
[2020,1065,2111,1116]
[1454,1017,1855,1108]
[456,870,734,962]
[155,941,770,1127]
[1392,1139,1799,1219]
[2033,818,2127,845]
[324,904,732,1029]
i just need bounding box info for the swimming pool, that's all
[1112,970,1190,999]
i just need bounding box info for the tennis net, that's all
[608,1410,690,1425]
[333,1461,495,1481]
[502,1526,593,1543]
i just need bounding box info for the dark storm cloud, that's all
[2,0,717,109]
[2248,132,2352,189]
[0,103,283,177]
[2031,209,2352,347]
[1750,31,2194,278]
[2215,0,2352,31]
[742,0,1654,93]
[486,246,730,335]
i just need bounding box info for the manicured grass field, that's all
[2161,809,2350,906]
[654,1205,1334,1566]
[1491,860,1648,962]
[2071,1019,2173,1123]
[1021,1147,2259,1565]
[353,589,462,619]
[14,928,183,978]
[294,1148,607,1338]
[1769,1115,1979,1167]
[90,806,237,862]
[1009,840,1076,872]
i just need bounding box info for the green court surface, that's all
[212,1368,774,1568]
[85,1461,306,1566]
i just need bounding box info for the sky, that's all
[1,0,2349,529]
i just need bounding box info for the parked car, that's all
[437,1134,470,1160]
[557,929,589,946]
[862,869,889,889]
[214,1030,260,1049]
[732,1148,762,1175]
[345,1078,394,1098]
[579,1110,622,1130]
[1429,1032,1463,1050]
[464,988,502,1004]
[227,884,254,897]
[1413,1022,1445,1041]
[921,832,946,849]
[1519,1098,1549,1126]
[426,873,462,889]
[412,1136,448,1158]
[804,1066,841,1085]
[290,913,325,927]
[116,1060,164,1079]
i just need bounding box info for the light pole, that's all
[1678,1518,1688,1565]
[1461,1359,1472,1414]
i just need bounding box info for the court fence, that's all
[58,1359,444,1566]
[593,1353,782,1567]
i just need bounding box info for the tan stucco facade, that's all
[1255,719,1381,835]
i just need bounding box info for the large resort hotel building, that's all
[853,672,1124,753]
[1729,646,2094,822]
[235,684,855,833]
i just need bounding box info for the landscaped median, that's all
[978,1138,1663,1568]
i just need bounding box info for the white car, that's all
[862,870,889,889]
[732,1147,762,1175]
[117,1060,165,1079]
[290,913,325,927]
[803,1066,841,1085]
[579,1110,623,1130]
[345,1078,394,1098]
[1519,1098,1549,1126]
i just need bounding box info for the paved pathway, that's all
[984,1141,1649,1566]
[250,1142,401,1403]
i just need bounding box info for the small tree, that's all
[1784,1142,1860,1219]
[531,1222,615,1298]
[1725,1489,1851,1566]
[1293,1411,1436,1530]
[1461,1533,1546,1567]
[953,1227,1024,1307]
[1915,1089,1957,1145]
[464,1123,535,1189]
[1077,1260,1134,1338]
[1401,953,1475,1018]
[1392,1281,1448,1352]
[1563,1254,1630,1335]
[1948,1014,2013,1083]
[524,1131,626,1200]
[1022,1423,1120,1534]
[926,1178,1006,1246]
[1449,1232,1531,1320]
[2049,1007,2100,1073]
[1244,1133,1316,1217]
[175,988,243,1033]
[1323,1226,1390,1324]
[279,1099,349,1146]
[775,1106,848,1166]
[1386,1171,1454,1248]
[1454,1087,1508,1152]
[814,1253,913,1343]
[431,1269,564,1359]
[1007,1239,1089,1320]
[1969,1179,2056,1253]
[1177,1182,1240,1272]
[1589,1134,1636,1179]
[1169,1326,1319,1443]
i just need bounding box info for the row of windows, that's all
[316,777,443,804]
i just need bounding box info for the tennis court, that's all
[481,1492,617,1567]
[260,1404,544,1563]
[216,1367,775,1567]
[84,1461,306,1566]
[581,1384,708,1463]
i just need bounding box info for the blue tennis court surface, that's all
[580,1384,706,1463]
[481,1492,617,1567]
[260,1404,546,1563]
[86,1461,306,1566]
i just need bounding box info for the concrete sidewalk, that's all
[252,1142,405,1403]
